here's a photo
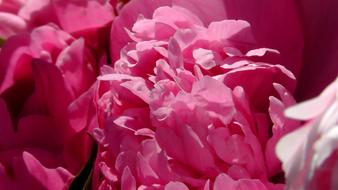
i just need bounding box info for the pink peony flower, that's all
[4,0,336,190]
[92,0,302,189]
[277,77,338,190]
[0,25,98,189]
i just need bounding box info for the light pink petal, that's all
[193,48,220,70]
[276,125,311,184]
[153,6,203,28]
[165,181,189,190]
[214,173,267,190]
[246,48,279,57]
[168,38,183,69]
[266,83,299,176]
[120,78,151,104]
[207,20,255,45]
[191,76,233,106]
[286,77,338,120]
[172,0,227,25]
[110,0,171,61]
[0,12,26,38]
[313,126,338,173]
[265,97,286,176]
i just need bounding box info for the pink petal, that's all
[165,181,189,190]
[214,173,267,190]
[172,0,227,25]
[0,98,16,146]
[286,78,338,120]
[22,152,73,190]
[0,12,26,38]
[55,38,96,98]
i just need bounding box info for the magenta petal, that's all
[16,115,62,149]
[68,84,97,132]
[31,59,72,121]
[22,152,73,190]
[0,98,16,147]
[56,38,96,98]
[0,33,31,93]
[0,151,73,190]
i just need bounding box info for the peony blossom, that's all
[0,25,97,189]
[277,77,338,190]
[92,0,302,189]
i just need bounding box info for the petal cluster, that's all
[4,0,336,189]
